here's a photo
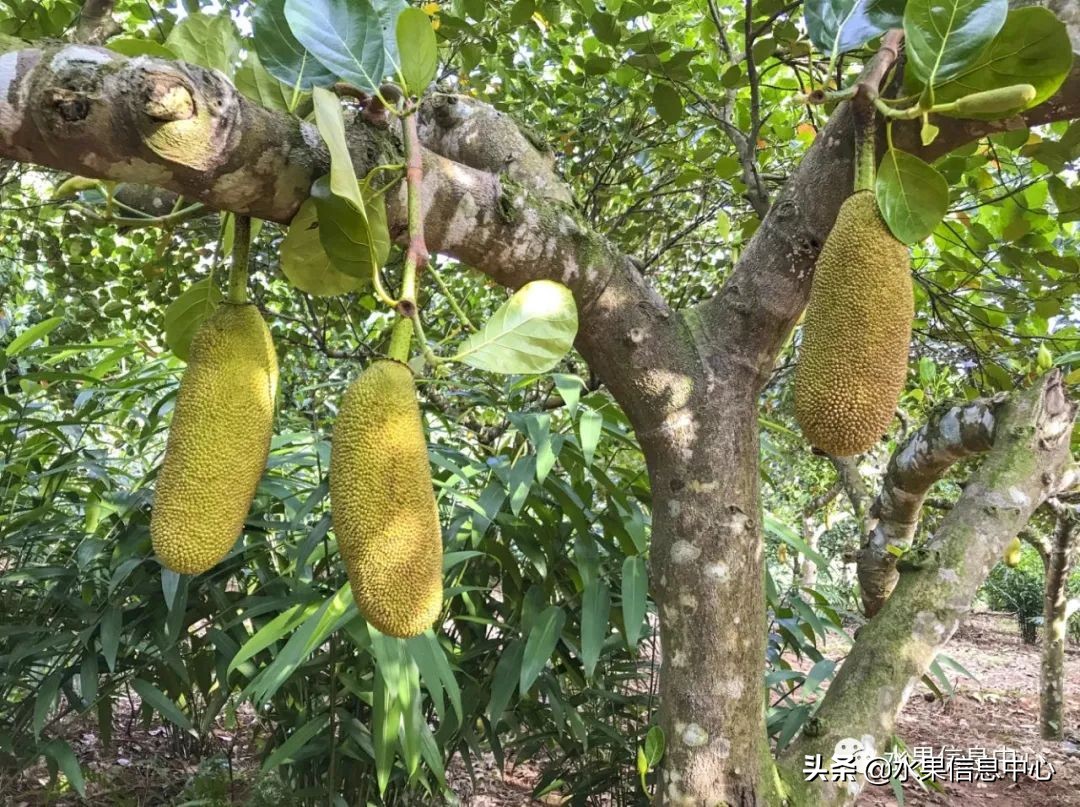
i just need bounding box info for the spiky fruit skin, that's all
[794,191,913,456]
[152,303,278,574]
[330,360,443,638]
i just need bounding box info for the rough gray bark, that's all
[782,372,1076,805]
[1039,502,1079,740]
[857,399,999,616]
[0,9,1077,803]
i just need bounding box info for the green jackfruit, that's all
[794,191,913,456]
[152,303,278,574]
[953,84,1036,118]
[1003,536,1022,568]
[330,360,443,638]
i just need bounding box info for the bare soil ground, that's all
[3,611,1076,805]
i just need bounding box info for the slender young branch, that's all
[397,105,430,319]
[227,215,252,304]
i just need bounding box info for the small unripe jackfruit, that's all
[794,191,913,456]
[1003,536,1022,568]
[953,84,1036,118]
[330,360,443,638]
[152,303,278,574]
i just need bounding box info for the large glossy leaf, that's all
[621,555,648,648]
[395,6,438,95]
[904,0,1007,86]
[163,279,222,361]
[311,176,391,280]
[235,51,293,114]
[165,12,240,77]
[252,0,336,91]
[930,8,1073,116]
[520,605,565,694]
[805,0,889,56]
[284,0,386,91]
[280,197,365,296]
[875,148,949,243]
[452,280,578,373]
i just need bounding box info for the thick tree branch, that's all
[856,398,1000,616]
[782,371,1075,806]
[75,0,121,46]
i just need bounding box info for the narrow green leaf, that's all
[520,606,566,694]
[33,672,61,738]
[228,600,320,675]
[622,555,647,648]
[579,408,603,467]
[6,316,63,356]
[487,639,524,722]
[100,606,121,673]
[41,740,85,797]
[131,679,192,731]
[262,713,331,771]
[580,581,610,679]
[312,87,364,210]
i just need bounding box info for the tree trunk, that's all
[1040,507,1078,740]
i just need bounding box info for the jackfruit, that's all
[152,303,278,574]
[1003,536,1022,568]
[794,191,913,456]
[330,359,443,638]
[953,84,1036,118]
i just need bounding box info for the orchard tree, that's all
[1,0,1079,804]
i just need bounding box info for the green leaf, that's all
[875,148,948,243]
[487,639,524,722]
[764,511,829,569]
[520,605,565,694]
[452,280,578,373]
[644,725,665,766]
[930,8,1073,116]
[131,679,192,731]
[621,555,648,648]
[312,87,364,210]
[165,13,240,78]
[252,0,336,91]
[100,606,121,673]
[228,600,321,675]
[579,408,603,467]
[904,0,1007,87]
[406,630,463,724]
[163,279,222,361]
[311,176,390,279]
[235,51,293,114]
[33,671,61,738]
[590,12,620,46]
[285,0,387,91]
[107,38,176,60]
[653,83,683,124]
[262,713,331,771]
[803,658,836,694]
[396,7,438,95]
[280,197,365,296]
[510,0,536,25]
[580,581,609,679]
[5,316,63,356]
[41,740,85,797]
[804,0,889,56]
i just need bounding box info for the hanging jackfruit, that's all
[794,191,913,456]
[330,359,443,638]
[1003,536,1023,568]
[152,303,278,574]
